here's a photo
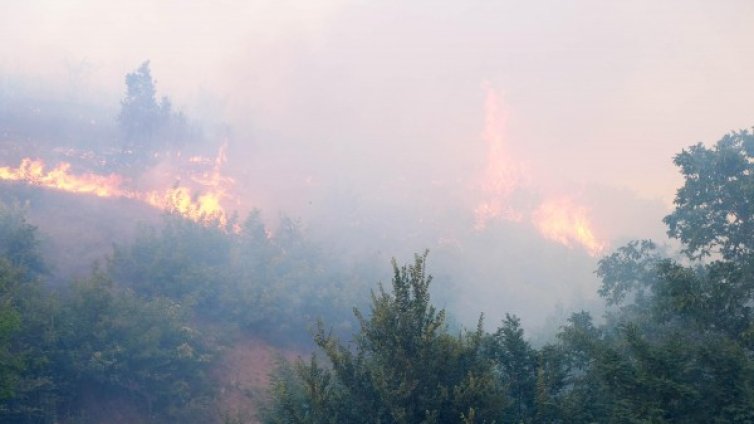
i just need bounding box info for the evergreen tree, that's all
[264,253,506,423]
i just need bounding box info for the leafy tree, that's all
[108,212,362,346]
[664,129,754,260]
[488,314,537,423]
[570,128,754,422]
[0,203,49,418]
[51,273,214,422]
[0,203,46,279]
[0,259,22,402]
[118,61,170,153]
[264,253,506,423]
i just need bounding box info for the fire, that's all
[471,85,607,255]
[0,146,236,228]
[0,158,126,197]
[531,197,606,256]
[474,85,528,229]
[143,145,236,226]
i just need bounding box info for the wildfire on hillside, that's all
[0,146,235,228]
[474,85,528,229]
[473,85,606,256]
[532,197,606,256]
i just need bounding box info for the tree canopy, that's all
[264,127,754,423]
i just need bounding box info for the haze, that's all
[2,0,754,328]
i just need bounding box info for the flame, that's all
[143,145,236,226]
[0,146,236,228]
[471,84,607,255]
[474,85,528,229]
[0,158,127,197]
[531,197,605,256]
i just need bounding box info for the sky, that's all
[3,0,753,203]
[2,0,754,327]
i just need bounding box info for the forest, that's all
[3,0,754,418]
[1,63,754,422]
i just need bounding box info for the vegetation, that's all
[0,203,365,422]
[116,61,198,170]
[264,128,754,423]
[3,63,754,422]
[265,253,506,423]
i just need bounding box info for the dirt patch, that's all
[213,337,303,423]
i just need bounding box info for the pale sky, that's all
[3,0,752,203]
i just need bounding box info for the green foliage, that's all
[597,239,662,306]
[563,128,754,422]
[0,204,217,423]
[116,61,198,169]
[0,203,46,413]
[0,203,46,279]
[109,212,363,344]
[1,273,216,423]
[52,273,214,421]
[0,259,23,401]
[7,123,754,422]
[488,314,537,423]
[664,129,754,260]
[264,253,506,424]
[109,215,232,309]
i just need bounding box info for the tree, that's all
[489,314,537,423]
[0,203,46,413]
[0,259,22,402]
[118,61,170,150]
[264,253,506,423]
[664,129,754,260]
[115,60,193,170]
[0,203,46,279]
[578,128,754,422]
[51,273,214,422]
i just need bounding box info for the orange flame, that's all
[531,197,605,256]
[0,158,126,197]
[474,85,528,229]
[471,85,607,255]
[143,145,235,226]
[0,147,236,228]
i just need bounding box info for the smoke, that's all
[2,0,753,330]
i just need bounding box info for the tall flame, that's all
[143,144,235,226]
[472,85,606,256]
[0,146,236,228]
[531,197,605,256]
[474,85,528,229]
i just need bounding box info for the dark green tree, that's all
[573,128,754,422]
[664,129,754,260]
[489,314,537,423]
[264,253,506,423]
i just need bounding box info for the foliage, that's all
[0,204,216,423]
[664,129,754,260]
[6,123,754,422]
[488,314,537,423]
[264,253,506,424]
[109,212,364,344]
[116,61,198,169]
[263,125,754,423]
[0,203,46,279]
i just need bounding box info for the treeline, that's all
[0,61,370,423]
[264,129,754,423]
[2,122,754,423]
[0,205,364,422]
